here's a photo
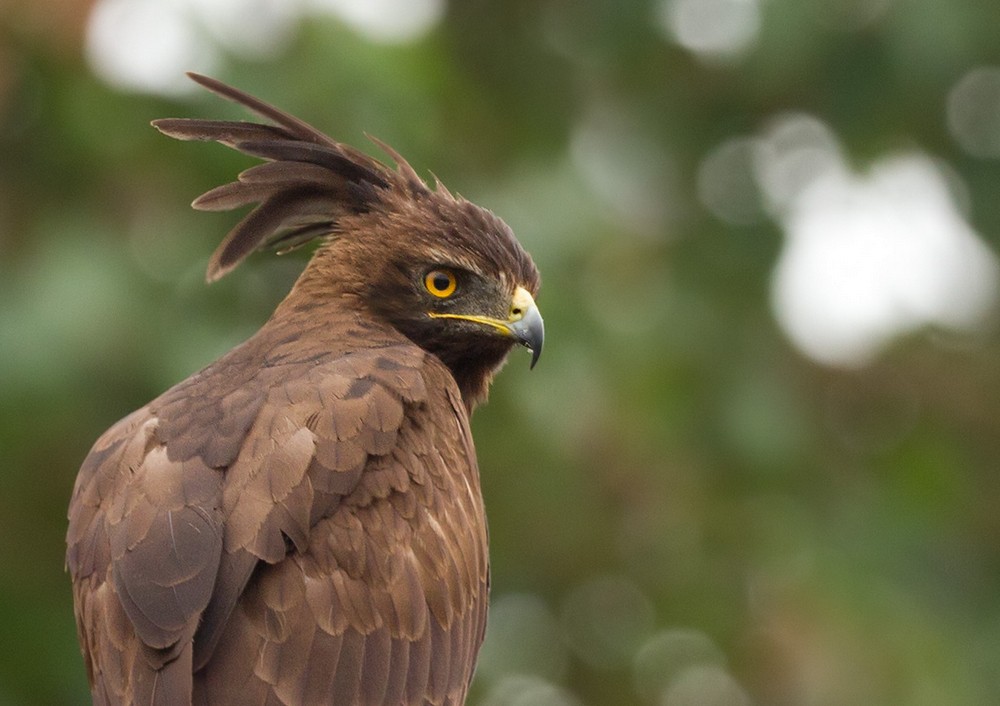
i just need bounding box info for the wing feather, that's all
[292,629,341,704]
[382,636,411,705]
[195,355,486,704]
[70,328,487,704]
[68,412,224,704]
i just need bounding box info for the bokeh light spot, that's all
[662,664,753,706]
[769,152,999,366]
[697,137,765,225]
[475,593,568,684]
[193,0,299,59]
[658,0,761,61]
[746,113,1000,366]
[947,66,1000,159]
[571,105,678,237]
[561,575,656,668]
[308,0,445,44]
[85,0,444,95]
[753,113,843,216]
[633,629,727,703]
[480,674,582,706]
[85,0,217,95]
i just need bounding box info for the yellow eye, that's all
[424,269,457,298]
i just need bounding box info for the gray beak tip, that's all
[508,305,544,369]
[529,344,542,370]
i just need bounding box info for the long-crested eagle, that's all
[66,73,543,706]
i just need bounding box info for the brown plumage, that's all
[66,73,543,706]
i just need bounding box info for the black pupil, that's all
[432,273,451,291]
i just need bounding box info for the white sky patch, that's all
[657,0,761,62]
[765,140,999,366]
[86,0,444,95]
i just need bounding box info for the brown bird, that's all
[66,73,543,706]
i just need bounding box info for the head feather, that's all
[152,73,429,281]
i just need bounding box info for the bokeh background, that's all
[3,0,1000,704]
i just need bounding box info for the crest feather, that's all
[152,73,431,281]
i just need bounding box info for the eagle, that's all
[66,73,543,706]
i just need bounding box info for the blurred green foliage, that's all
[2,1,1000,704]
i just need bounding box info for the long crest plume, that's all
[153,73,430,281]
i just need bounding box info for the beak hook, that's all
[506,292,544,369]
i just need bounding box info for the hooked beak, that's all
[427,285,544,368]
[506,286,544,369]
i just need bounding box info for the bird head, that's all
[153,74,542,405]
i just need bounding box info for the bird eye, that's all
[424,269,457,298]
